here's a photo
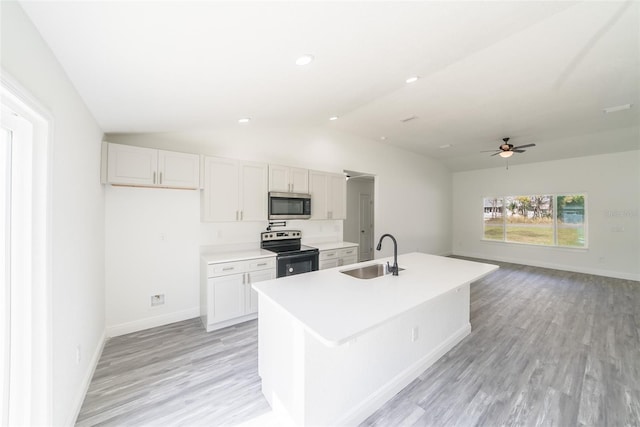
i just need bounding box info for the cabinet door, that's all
[268,164,290,192]
[239,161,268,221]
[107,143,158,186]
[328,173,347,220]
[208,274,245,324]
[289,167,309,193]
[309,170,329,219]
[319,258,339,270]
[246,268,276,313]
[158,150,200,189]
[201,157,239,222]
[339,256,358,267]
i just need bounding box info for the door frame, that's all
[1,70,53,426]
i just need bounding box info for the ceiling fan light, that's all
[499,151,514,158]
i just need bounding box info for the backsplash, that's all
[199,219,343,248]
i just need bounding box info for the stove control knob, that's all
[288,267,294,273]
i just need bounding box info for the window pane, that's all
[505,195,554,245]
[483,197,504,240]
[557,195,586,247]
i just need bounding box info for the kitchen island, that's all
[252,252,498,426]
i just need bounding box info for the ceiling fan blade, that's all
[513,149,526,153]
[490,152,501,157]
[512,143,536,150]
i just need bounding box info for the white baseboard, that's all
[106,307,200,337]
[338,323,471,426]
[66,330,107,426]
[452,250,639,281]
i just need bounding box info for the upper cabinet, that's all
[201,156,268,222]
[103,142,200,189]
[308,170,346,220]
[268,164,309,193]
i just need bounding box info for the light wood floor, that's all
[76,259,640,426]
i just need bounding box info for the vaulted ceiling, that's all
[20,1,639,171]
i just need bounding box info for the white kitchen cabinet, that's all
[309,170,347,220]
[318,246,359,270]
[269,164,309,193]
[104,142,199,189]
[246,268,274,313]
[201,156,268,222]
[209,273,246,324]
[201,256,276,332]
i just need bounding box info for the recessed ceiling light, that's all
[405,76,420,84]
[380,136,387,140]
[238,117,251,124]
[439,144,451,149]
[295,54,314,66]
[603,103,632,113]
[329,116,339,121]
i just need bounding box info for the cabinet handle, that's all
[327,252,336,257]
[222,266,235,271]
[243,273,246,284]
[257,262,267,267]
[159,171,163,184]
[240,211,244,221]
[236,211,239,221]
[246,272,251,284]
[153,171,156,184]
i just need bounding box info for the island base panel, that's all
[258,283,471,426]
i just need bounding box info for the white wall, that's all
[1,3,106,425]
[105,126,452,335]
[452,150,640,280]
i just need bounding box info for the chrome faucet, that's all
[376,233,399,276]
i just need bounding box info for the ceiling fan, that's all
[483,137,536,158]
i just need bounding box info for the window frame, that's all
[482,193,588,249]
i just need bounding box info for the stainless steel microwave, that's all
[268,192,312,220]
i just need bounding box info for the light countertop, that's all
[201,249,276,264]
[305,241,359,251]
[253,252,498,347]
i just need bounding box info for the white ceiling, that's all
[20,1,640,171]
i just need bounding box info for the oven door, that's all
[277,252,319,278]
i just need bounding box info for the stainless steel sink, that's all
[340,264,405,279]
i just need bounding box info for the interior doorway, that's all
[344,170,375,262]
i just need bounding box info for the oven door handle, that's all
[279,252,318,262]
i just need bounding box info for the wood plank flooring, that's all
[76,259,640,426]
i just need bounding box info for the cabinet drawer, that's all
[208,261,246,277]
[338,247,358,257]
[248,258,275,271]
[320,250,339,261]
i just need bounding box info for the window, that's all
[483,194,586,248]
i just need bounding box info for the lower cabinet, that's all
[201,257,276,332]
[319,246,359,270]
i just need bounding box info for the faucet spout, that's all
[376,233,399,276]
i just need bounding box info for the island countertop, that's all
[252,252,498,347]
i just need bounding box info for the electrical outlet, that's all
[151,294,165,306]
[411,326,419,342]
